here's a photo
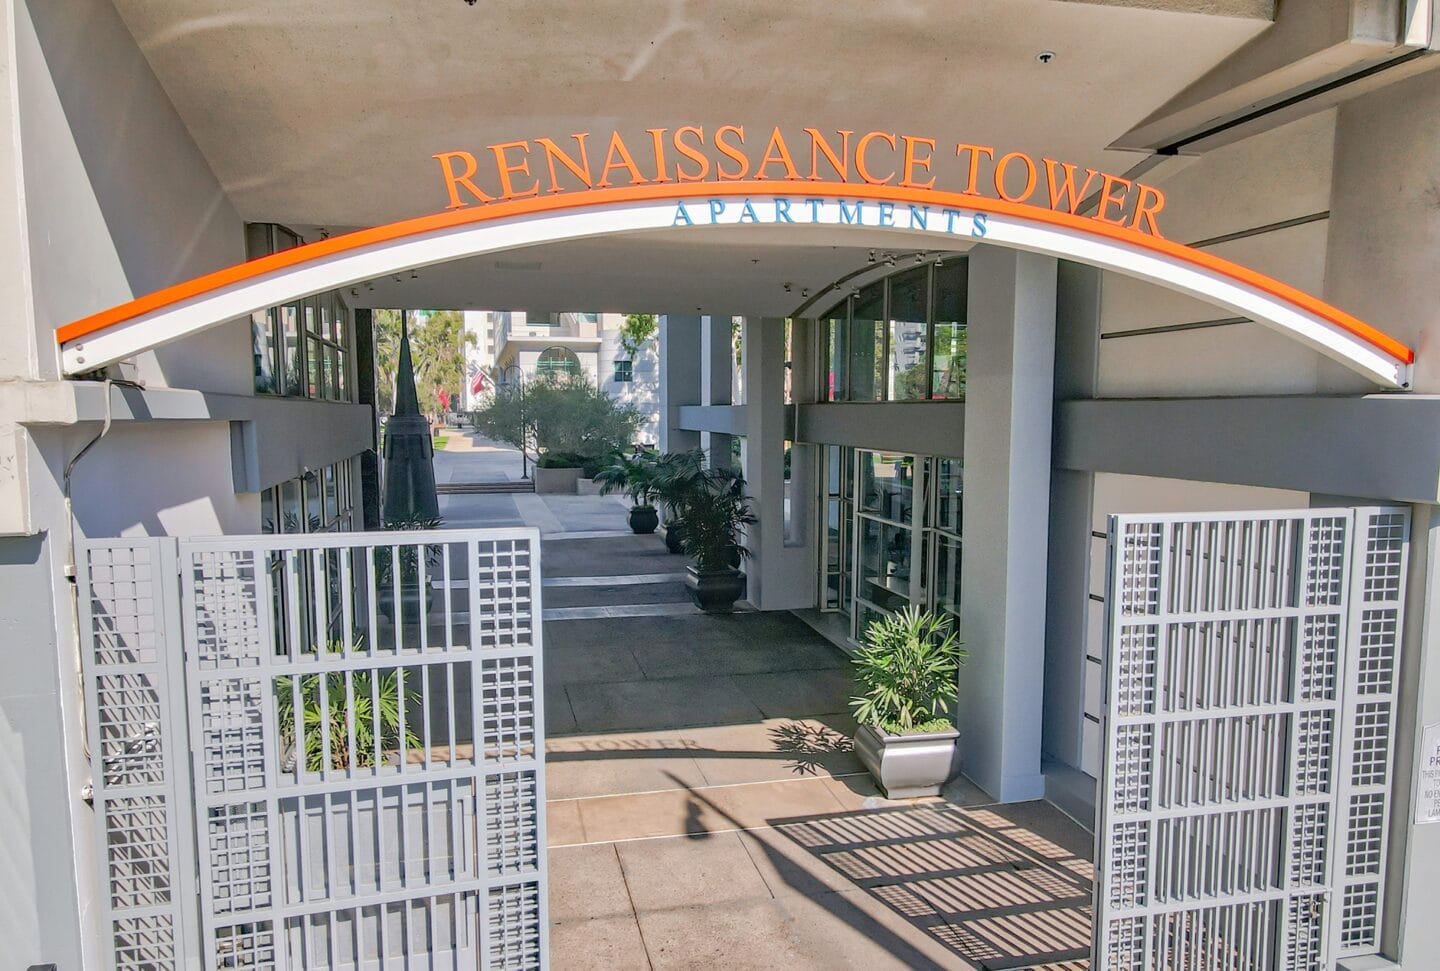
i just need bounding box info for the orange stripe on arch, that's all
[55,181,1415,366]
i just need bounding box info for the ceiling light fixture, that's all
[1036,50,1056,64]
[350,287,359,297]
[410,270,419,280]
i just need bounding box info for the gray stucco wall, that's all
[16,0,248,391]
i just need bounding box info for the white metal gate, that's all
[79,527,549,970]
[1094,508,1408,971]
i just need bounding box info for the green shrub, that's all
[471,374,641,472]
[850,607,968,735]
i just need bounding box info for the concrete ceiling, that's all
[348,227,976,317]
[108,0,1270,312]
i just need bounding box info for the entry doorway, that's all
[820,446,963,646]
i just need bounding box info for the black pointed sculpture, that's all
[382,310,440,522]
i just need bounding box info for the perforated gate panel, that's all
[79,538,198,971]
[81,528,548,970]
[1094,509,1408,971]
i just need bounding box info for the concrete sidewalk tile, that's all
[545,745,708,801]
[637,894,951,971]
[729,668,854,719]
[704,636,849,674]
[566,675,763,734]
[543,682,579,736]
[687,718,862,788]
[735,827,859,899]
[544,644,646,686]
[576,787,723,843]
[616,831,772,911]
[701,777,848,831]
[547,799,586,847]
[822,773,944,811]
[548,843,634,921]
[550,913,651,971]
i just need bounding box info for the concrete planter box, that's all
[534,466,580,494]
[576,476,604,496]
[854,724,958,799]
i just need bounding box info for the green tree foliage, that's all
[410,310,475,414]
[619,313,657,359]
[470,375,642,473]
[850,607,968,735]
[372,309,403,414]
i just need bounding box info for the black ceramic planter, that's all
[663,520,686,554]
[684,567,746,612]
[629,505,659,534]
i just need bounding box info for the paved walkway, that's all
[540,535,1093,970]
[430,433,1094,969]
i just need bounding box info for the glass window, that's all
[933,458,962,536]
[280,304,303,397]
[931,260,967,400]
[858,517,911,610]
[260,487,277,534]
[857,451,914,524]
[323,464,339,530]
[280,479,302,533]
[934,533,962,622]
[252,310,279,395]
[823,305,849,402]
[302,470,322,532]
[307,337,322,398]
[849,282,885,401]
[535,345,581,378]
[613,360,633,382]
[886,266,928,401]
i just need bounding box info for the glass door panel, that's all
[857,517,911,611]
[886,265,929,401]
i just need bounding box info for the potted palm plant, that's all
[850,607,968,798]
[594,447,660,534]
[675,467,754,611]
[651,448,708,554]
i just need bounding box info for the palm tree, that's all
[372,309,404,414]
[409,310,475,415]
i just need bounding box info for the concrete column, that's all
[1042,262,1103,822]
[700,314,733,467]
[658,314,701,454]
[959,246,1057,803]
[741,317,813,610]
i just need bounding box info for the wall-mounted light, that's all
[914,252,925,264]
[783,282,792,293]
[410,270,419,280]
[801,288,809,299]
[350,287,359,297]
[868,250,877,263]
[884,254,896,267]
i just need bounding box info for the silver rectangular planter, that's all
[854,723,959,799]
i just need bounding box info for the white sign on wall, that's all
[1415,722,1440,824]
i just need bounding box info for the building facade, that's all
[6,1,1440,968]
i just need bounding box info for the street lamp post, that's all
[501,364,528,480]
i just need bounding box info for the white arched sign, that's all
[57,182,1415,388]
